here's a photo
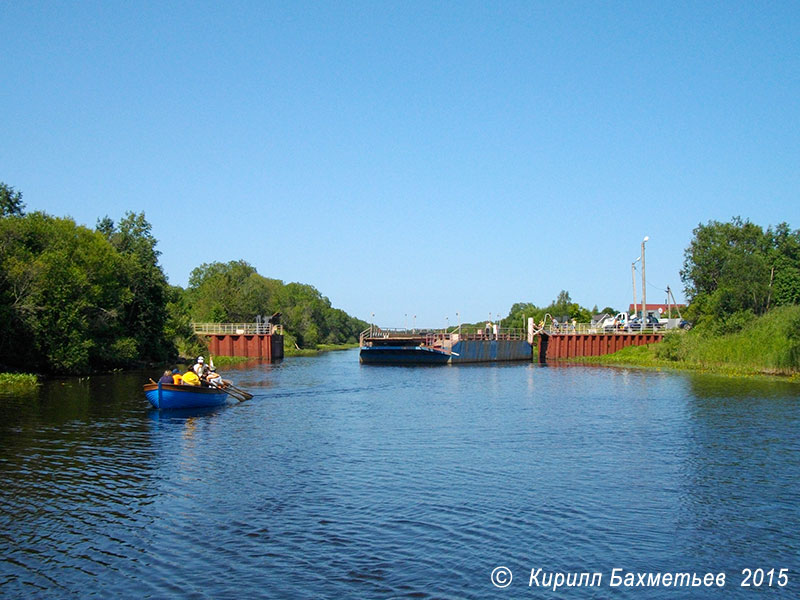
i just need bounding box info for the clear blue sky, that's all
[3,1,799,327]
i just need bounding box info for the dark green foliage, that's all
[97,212,175,362]
[654,332,684,362]
[770,223,800,306]
[164,285,206,357]
[0,184,369,369]
[681,218,800,329]
[1,212,130,372]
[0,183,25,217]
[187,260,368,347]
[98,212,176,361]
[0,206,175,373]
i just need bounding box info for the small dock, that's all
[193,322,284,360]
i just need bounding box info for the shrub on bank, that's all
[0,373,40,388]
[656,305,800,374]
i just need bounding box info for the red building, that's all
[629,303,686,317]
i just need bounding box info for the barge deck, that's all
[359,326,533,365]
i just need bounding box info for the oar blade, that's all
[223,388,247,402]
[228,383,254,400]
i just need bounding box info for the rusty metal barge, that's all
[359,326,533,365]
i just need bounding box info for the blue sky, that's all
[3,1,799,327]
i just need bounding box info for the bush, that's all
[654,332,685,362]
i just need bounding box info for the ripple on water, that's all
[0,355,798,598]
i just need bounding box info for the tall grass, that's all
[208,356,254,367]
[659,305,800,373]
[0,373,40,389]
[576,306,800,378]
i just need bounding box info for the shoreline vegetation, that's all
[0,373,40,390]
[178,343,360,362]
[0,185,368,375]
[566,305,800,381]
[283,343,359,357]
[3,187,799,380]
[0,345,361,383]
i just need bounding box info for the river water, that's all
[1,349,798,599]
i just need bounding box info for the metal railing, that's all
[539,323,667,335]
[360,325,530,346]
[193,322,284,336]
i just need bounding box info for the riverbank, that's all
[194,343,358,360]
[283,343,359,357]
[0,373,40,392]
[570,305,800,381]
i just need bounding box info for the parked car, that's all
[600,312,631,332]
[627,315,664,332]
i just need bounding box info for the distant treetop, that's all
[0,182,25,217]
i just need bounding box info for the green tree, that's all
[0,183,25,217]
[97,212,175,362]
[768,222,800,307]
[185,260,367,347]
[164,285,206,357]
[0,212,130,372]
[501,292,594,329]
[681,217,800,331]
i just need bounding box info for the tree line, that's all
[499,290,612,330]
[185,259,368,350]
[0,183,367,374]
[681,217,800,333]
[3,180,796,372]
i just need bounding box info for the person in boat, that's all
[206,367,229,389]
[182,369,201,386]
[193,356,209,378]
[158,370,174,384]
[171,368,183,385]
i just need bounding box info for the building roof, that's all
[629,303,686,315]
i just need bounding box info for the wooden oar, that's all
[226,383,254,400]
[221,386,248,402]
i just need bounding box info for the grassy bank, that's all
[283,343,359,357]
[571,305,800,380]
[207,356,254,367]
[0,373,40,390]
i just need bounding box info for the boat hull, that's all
[143,383,229,409]
[359,345,451,365]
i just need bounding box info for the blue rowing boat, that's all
[143,382,229,409]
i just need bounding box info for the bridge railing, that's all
[541,323,666,335]
[193,323,284,336]
[360,325,529,346]
[361,322,669,343]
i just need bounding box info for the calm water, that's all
[1,350,798,599]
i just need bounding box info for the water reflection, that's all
[678,374,800,569]
[0,373,159,596]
